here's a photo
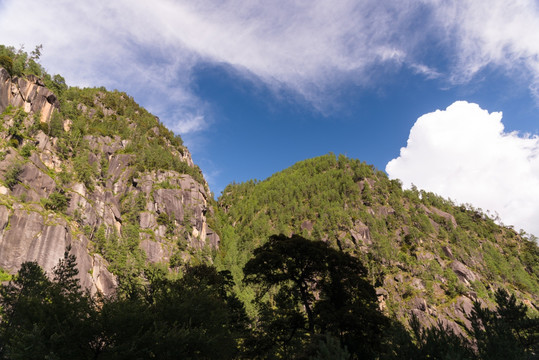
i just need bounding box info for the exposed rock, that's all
[451,260,478,284]
[377,206,395,217]
[206,228,220,249]
[442,246,455,259]
[0,68,11,111]
[140,239,171,264]
[140,211,156,229]
[0,70,59,122]
[376,288,388,312]
[0,71,219,297]
[0,205,9,230]
[90,254,117,295]
[410,297,428,312]
[0,209,44,272]
[350,220,371,245]
[416,250,435,261]
[411,278,425,291]
[430,206,458,228]
[154,189,185,222]
[0,211,93,289]
[15,162,56,199]
[301,220,313,232]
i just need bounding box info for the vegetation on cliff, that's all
[0,45,215,296]
[0,243,537,359]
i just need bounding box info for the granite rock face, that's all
[0,68,59,123]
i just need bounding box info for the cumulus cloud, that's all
[386,101,539,235]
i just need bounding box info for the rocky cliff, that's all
[0,67,219,294]
[0,67,59,123]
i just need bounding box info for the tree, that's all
[99,264,249,360]
[0,250,99,359]
[4,162,22,190]
[0,55,13,75]
[244,234,388,359]
[408,314,474,360]
[470,288,539,359]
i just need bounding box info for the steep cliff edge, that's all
[0,67,219,294]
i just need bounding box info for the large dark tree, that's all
[243,234,389,359]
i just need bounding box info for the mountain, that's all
[0,49,219,295]
[0,45,538,358]
[216,153,539,334]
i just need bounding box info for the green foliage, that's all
[0,250,98,359]
[157,212,175,236]
[0,44,45,78]
[19,143,34,158]
[48,111,64,138]
[43,73,67,96]
[0,257,249,359]
[409,314,474,359]
[0,55,13,75]
[42,191,69,213]
[217,153,539,329]
[73,151,97,190]
[469,288,539,359]
[4,162,22,190]
[307,334,351,360]
[0,268,11,282]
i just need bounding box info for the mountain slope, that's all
[0,49,219,294]
[216,153,539,333]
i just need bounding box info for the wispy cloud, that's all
[172,114,207,135]
[2,0,539,230]
[386,101,539,236]
[428,0,539,98]
[1,0,539,119]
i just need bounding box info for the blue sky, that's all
[1,0,539,235]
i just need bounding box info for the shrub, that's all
[4,162,22,190]
[43,192,69,213]
[49,112,64,138]
[20,143,35,158]
[0,55,13,75]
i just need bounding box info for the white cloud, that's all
[172,114,207,135]
[0,0,443,115]
[1,0,539,114]
[2,0,539,207]
[386,101,539,235]
[428,0,539,98]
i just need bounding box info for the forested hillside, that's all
[216,154,539,333]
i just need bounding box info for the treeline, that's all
[1,236,537,360]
